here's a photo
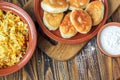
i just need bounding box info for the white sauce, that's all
[100,26,120,55]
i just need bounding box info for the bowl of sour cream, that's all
[97,22,120,57]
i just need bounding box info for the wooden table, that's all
[0,0,120,80]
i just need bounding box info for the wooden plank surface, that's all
[0,0,120,80]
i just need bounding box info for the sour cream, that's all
[100,26,120,55]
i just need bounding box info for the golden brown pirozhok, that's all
[60,13,77,38]
[41,0,68,13]
[43,11,64,30]
[85,1,104,26]
[70,10,92,34]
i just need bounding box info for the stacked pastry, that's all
[41,0,104,38]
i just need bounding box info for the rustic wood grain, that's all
[0,0,120,80]
[108,0,120,18]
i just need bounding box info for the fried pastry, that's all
[41,0,69,13]
[68,0,90,10]
[85,1,104,26]
[59,13,77,38]
[43,11,64,30]
[70,10,92,34]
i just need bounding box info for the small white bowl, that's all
[97,22,120,57]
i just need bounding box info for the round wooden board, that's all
[37,33,87,61]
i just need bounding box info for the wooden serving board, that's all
[24,0,120,61]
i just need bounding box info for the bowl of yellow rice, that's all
[0,1,37,76]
